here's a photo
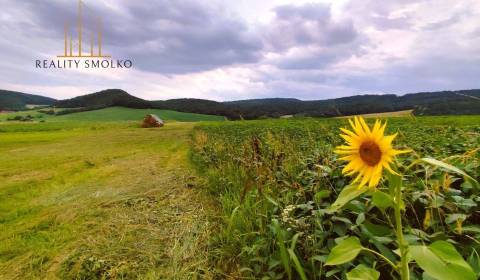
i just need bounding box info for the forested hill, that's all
[155,90,480,119]
[0,90,56,110]
[55,89,152,109]
[1,88,479,119]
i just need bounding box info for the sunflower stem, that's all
[393,174,409,280]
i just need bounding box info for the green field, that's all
[0,106,224,122]
[55,107,225,122]
[0,121,214,279]
[1,114,480,279]
[192,116,480,279]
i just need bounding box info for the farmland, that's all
[0,106,224,122]
[0,115,479,279]
[0,121,214,279]
[192,116,480,279]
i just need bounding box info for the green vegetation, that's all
[0,90,55,110]
[2,112,480,279]
[0,121,214,279]
[4,88,479,120]
[0,109,47,122]
[0,106,224,123]
[54,107,224,122]
[57,89,480,119]
[54,89,151,109]
[192,116,480,279]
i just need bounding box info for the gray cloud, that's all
[0,0,479,101]
[261,3,365,71]
[10,0,263,74]
[264,3,358,51]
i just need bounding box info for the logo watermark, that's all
[36,0,132,69]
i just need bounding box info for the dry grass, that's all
[336,109,414,119]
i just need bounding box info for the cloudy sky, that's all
[1,0,479,101]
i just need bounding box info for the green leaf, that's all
[272,219,291,279]
[362,222,392,236]
[346,264,380,280]
[326,237,363,266]
[328,185,367,212]
[290,233,301,250]
[314,190,331,203]
[264,194,279,206]
[463,225,480,234]
[445,213,467,224]
[467,249,480,276]
[371,190,393,210]
[410,241,476,280]
[420,158,478,184]
[429,241,474,273]
[355,212,365,225]
[288,249,308,280]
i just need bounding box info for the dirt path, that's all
[0,122,215,279]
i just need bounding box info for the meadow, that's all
[0,120,215,279]
[192,116,480,279]
[0,106,225,122]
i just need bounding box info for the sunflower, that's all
[335,116,409,188]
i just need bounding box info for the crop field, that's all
[192,116,480,279]
[337,109,414,119]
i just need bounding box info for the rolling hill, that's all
[55,89,152,109]
[222,90,480,118]
[153,90,480,119]
[2,88,479,119]
[0,90,55,110]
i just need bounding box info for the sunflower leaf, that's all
[420,157,478,185]
[346,264,380,280]
[328,184,367,212]
[410,241,476,280]
[325,237,363,266]
[371,191,393,210]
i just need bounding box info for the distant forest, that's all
[2,89,480,119]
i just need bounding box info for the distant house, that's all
[142,114,164,128]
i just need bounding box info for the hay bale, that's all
[142,114,164,128]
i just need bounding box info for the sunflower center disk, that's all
[359,141,382,166]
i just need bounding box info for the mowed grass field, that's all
[0,106,225,122]
[0,120,215,279]
[55,107,225,122]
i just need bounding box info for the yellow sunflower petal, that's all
[340,127,360,139]
[340,134,358,145]
[371,120,381,135]
[389,149,412,156]
[383,161,399,175]
[378,121,387,136]
[352,117,367,138]
[358,117,372,136]
[369,171,382,188]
